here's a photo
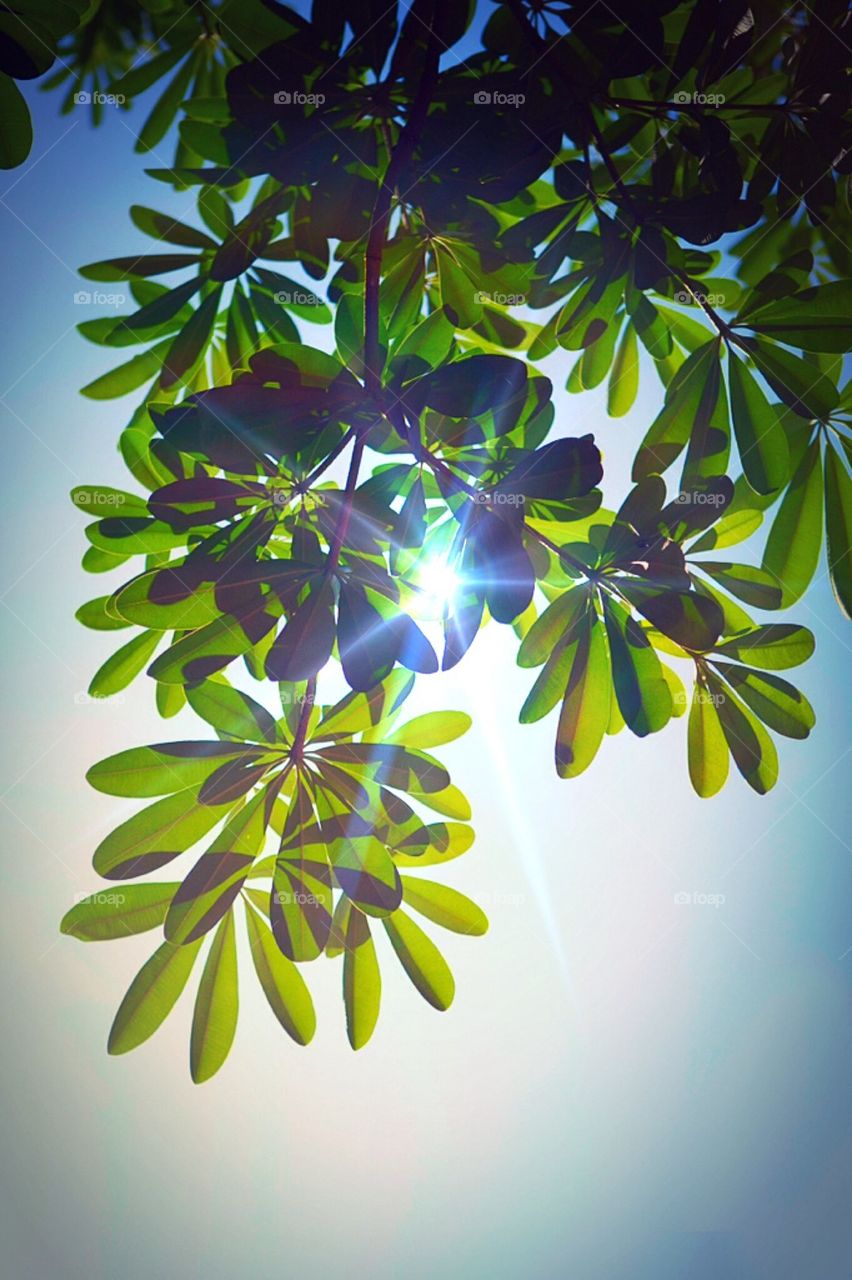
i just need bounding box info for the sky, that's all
[0,8,850,1279]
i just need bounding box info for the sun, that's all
[411,557,462,618]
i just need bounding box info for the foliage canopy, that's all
[6,0,849,1078]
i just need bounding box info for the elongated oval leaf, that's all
[190,911,238,1083]
[762,438,824,606]
[61,883,179,942]
[342,907,381,1050]
[243,902,316,1044]
[382,909,455,1011]
[401,877,488,936]
[108,937,203,1055]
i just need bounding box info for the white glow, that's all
[412,557,461,617]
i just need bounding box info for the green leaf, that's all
[687,505,763,554]
[130,204,216,250]
[762,438,824,606]
[271,783,333,962]
[120,277,202,332]
[136,51,199,153]
[87,742,250,798]
[436,244,481,328]
[165,793,269,945]
[89,629,161,698]
[149,605,280,686]
[745,338,838,420]
[607,321,639,417]
[386,711,471,749]
[825,444,852,620]
[633,340,719,479]
[186,680,278,743]
[617,581,723,653]
[713,624,815,670]
[401,877,488,936]
[382,909,455,1011]
[60,883,179,942]
[555,611,610,778]
[342,907,381,1050]
[687,683,729,798]
[76,596,134,632]
[190,911,238,1083]
[517,586,587,669]
[108,937,203,1055]
[728,350,789,495]
[80,254,199,282]
[314,670,414,738]
[603,597,672,737]
[160,287,223,388]
[327,833,402,918]
[392,822,475,868]
[739,281,852,352]
[93,788,231,879]
[0,73,32,169]
[110,570,222,630]
[80,339,174,400]
[397,781,471,820]
[714,664,814,739]
[697,561,784,610]
[706,672,778,795]
[71,486,148,517]
[243,902,316,1044]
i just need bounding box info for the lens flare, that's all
[412,557,461,617]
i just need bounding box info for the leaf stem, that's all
[291,677,317,763]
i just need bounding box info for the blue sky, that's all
[1,12,851,1278]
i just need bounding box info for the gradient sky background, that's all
[1,6,851,1278]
